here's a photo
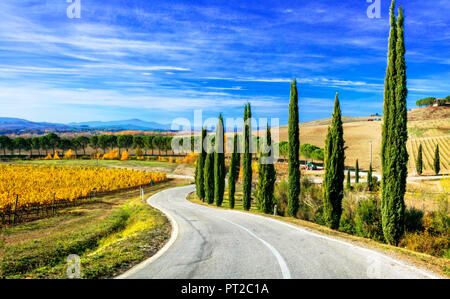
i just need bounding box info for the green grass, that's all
[0,180,187,279]
[9,158,180,171]
[188,187,450,278]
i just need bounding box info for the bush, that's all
[354,198,384,242]
[400,231,449,258]
[313,206,326,226]
[433,197,449,234]
[339,198,356,234]
[275,177,322,220]
[274,181,288,216]
[297,177,322,221]
[399,199,449,258]
[404,207,424,232]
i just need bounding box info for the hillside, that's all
[0,117,172,133]
[408,105,450,121]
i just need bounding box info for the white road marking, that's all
[218,216,292,279]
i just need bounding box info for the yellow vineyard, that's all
[407,136,450,175]
[0,165,166,211]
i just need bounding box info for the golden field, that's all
[407,136,450,175]
[0,165,166,211]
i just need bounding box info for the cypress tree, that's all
[434,144,440,175]
[204,136,215,204]
[196,127,207,201]
[288,79,300,217]
[416,144,423,175]
[346,169,351,189]
[257,124,276,214]
[381,1,408,246]
[322,93,345,229]
[242,103,253,210]
[214,114,226,206]
[367,163,373,191]
[355,159,359,183]
[228,133,240,208]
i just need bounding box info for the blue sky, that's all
[0,0,448,126]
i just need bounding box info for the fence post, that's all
[12,194,18,224]
[52,193,56,214]
[273,204,277,216]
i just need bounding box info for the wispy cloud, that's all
[0,0,447,124]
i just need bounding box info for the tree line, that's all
[415,143,441,176]
[0,133,175,156]
[416,96,450,107]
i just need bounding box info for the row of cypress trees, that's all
[381,0,408,245]
[416,143,441,175]
[242,104,253,210]
[256,124,277,214]
[322,93,345,229]
[196,0,415,247]
[195,102,278,214]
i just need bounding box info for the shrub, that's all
[313,206,326,226]
[400,231,449,258]
[103,149,120,160]
[370,176,380,191]
[120,151,130,161]
[433,196,449,234]
[354,198,384,242]
[404,207,424,232]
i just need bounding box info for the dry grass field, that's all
[407,136,450,175]
[266,106,450,173]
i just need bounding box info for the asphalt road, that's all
[118,185,439,279]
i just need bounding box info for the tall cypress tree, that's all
[416,144,423,175]
[368,163,373,191]
[228,133,240,208]
[196,127,207,201]
[204,136,215,204]
[355,159,359,183]
[243,103,253,210]
[323,93,345,229]
[288,79,300,217]
[434,144,440,175]
[257,124,276,214]
[381,1,408,246]
[214,114,226,206]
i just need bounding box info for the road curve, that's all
[118,185,440,279]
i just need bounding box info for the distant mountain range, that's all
[0,117,172,132]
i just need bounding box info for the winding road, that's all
[118,185,439,279]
